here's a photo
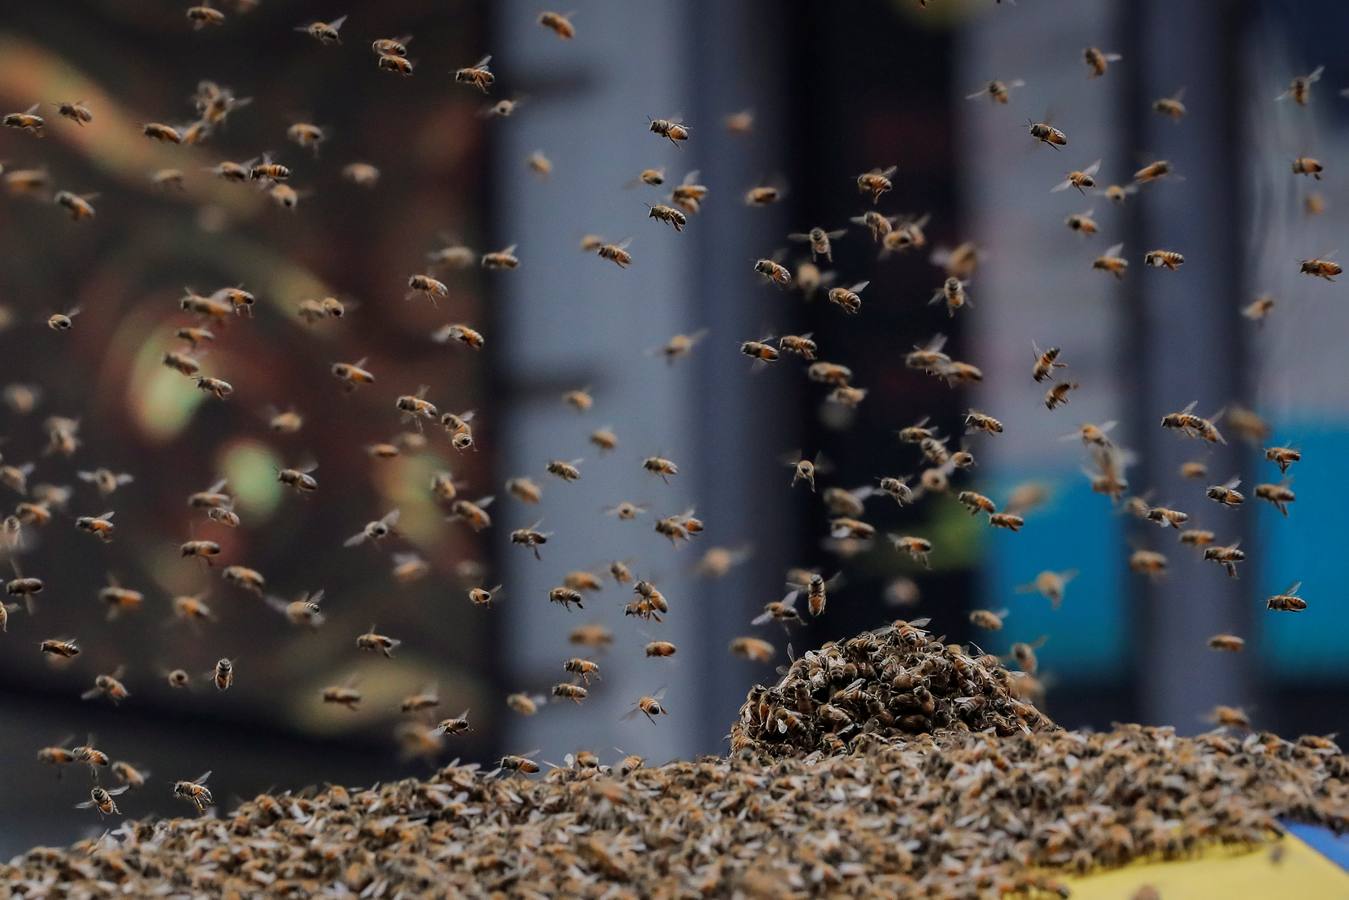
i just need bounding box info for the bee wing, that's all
[850,281,870,293]
[308,589,325,607]
[74,799,95,809]
[680,169,701,185]
[1099,420,1118,435]
[476,495,495,508]
[1082,159,1102,177]
[619,706,642,721]
[263,594,290,615]
[343,531,368,547]
[781,590,800,611]
[786,232,810,242]
[195,771,212,784]
[1007,79,1026,89]
[116,473,134,486]
[381,508,401,527]
[1222,476,1241,490]
[1103,53,1122,62]
[472,54,492,69]
[80,686,104,700]
[1308,66,1324,82]
[1104,242,1124,257]
[99,511,115,520]
[1286,581,1302,595]
[1179,400,1198,415]
[327,14,348,30]
[1049,178,1073,193]
[966,87,991,100]
[107,785,129,796]
[207,478,228,494]
[826,229,847,239]
[77,470,96,483]
[1170,87,1187,102]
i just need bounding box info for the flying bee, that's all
[919,436,950,466]
[356,626,402,658]
[4,167,49,194]
[56,99,93,125]
[1145,505,1189,529]
[1044,382,1079,410]
[1276,65,1323,106]
[75,510,116,541]
[1152,88,1187,119]
[553,682,588,705]
[872,475,912,507]
[648,117,690,146]
[1266,581,1306,612]
[1065,209,1098,235]
[511,521,552,559]
[54,191,97,221]
[391,552,430,585]
[173,771,214,813]
[46,307,81,330]
[1291,155,1323,179]
[856,165,897,203]
[344,509,401,548]
[524,150,552,178]
[1028,119,1067,148]
[778,333,818,360]
[608,561,633,585]
[546,458,583,482]
[110,760,149,789]
[1083,46,1122,78]
[407,274,449,305]
[1031,343,1067,383]
[1254,480,1295,516]
[754,256,792,287]
[214,286,256,315]
[621,689,669,724]
[905,334,951,372]
[1208,705,1251,729]
[1051,159,1101,194]
[595,239,632,268]
[1016,569,1077,609]
[1299,255,1341,281]
[650,329,707,365]
[729,636,775,663]
[584,426,618,455]
[989,512,1024,531]
[795,571,840,618]
[788,226,845,263]
[1202,541,1245,578]
[969,608,1007,631]
[631,167,666,187]
[787,452,826,491]
[1208,634,1245,652]
[265,589,326,628]
[331,357,376,391]
[295,14,347,45]
[930,277,969,317]
[671,169,709,214]
[76,785,128,817]
[277,462,318,493]
[151,168,185,190]
[1129,549,1168,578]
[1100,182,1139,204]
[322,680,363,710]
[195,376,233,400]
[890,534,933,568]
[1242,294,1276,322]
[222,565,265,596]
[646,203,687,232]
[395,385,439,427]
[172,592,214,625]
[1144,249,1184,271]
[212,658,235,690]
[398,684,440,714]
[448,495,493,531]
[377,53,414,76]
[1264,445,1300,474]
[638,455,679,484]
[162,352,200,376]
[1161,401,1226,444]
[1093,242,1129,279]
[1133,160,1174,184]
[827,281,869,315]
[1179,528,1215,548]
[435,710,473,735]
[482,96,523,118]
[141,122,183,143]
[342,161,381,186]
[964,409,1003,435]
[957,490,996,516]
[795,261,836,299]
[1071,420,1117,447]
[179,289,232,321]
[851,210,895,242]
[966,78,1025,103]
[98,575,144,620]
[605,501,648,520]
[563,658,601,684]
[1205,476,1245,508]
[807,361,852,386]
[77,468,134,498]
[82,667,130,704]
[371,34,412,56]
[498,752,542,775]
[179,540,221,564]
[468,583,502,607]
[505,476,543,504]
[268,182,301,210]
[1307,192,1326,215]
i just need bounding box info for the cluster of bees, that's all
[0,5,1345,887]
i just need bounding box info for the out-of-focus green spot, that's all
[130,358,204,442]
[219,441,282,519]
[928,498,984,570]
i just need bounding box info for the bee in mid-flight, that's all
[648,117,690,146]
[1299,255,1341,281]
[856,165,897,203]
[1051,159,1101,195]
[1276,65,1323,106]
[538,11,576,39]
[173,771,214,813]
[966,78,1024,104]
[2,104,45,136]
[344,509,401,548]
[1083,46,1122,78]
[788,226,846,263]
[296,14,347,45]
[1028,120,1067,149]
[1152,88,1187,120]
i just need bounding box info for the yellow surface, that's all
[1062,835,1349,898]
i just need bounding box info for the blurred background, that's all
[1,0,1346,856]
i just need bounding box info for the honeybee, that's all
[356,626,402,658]
[788,226,845,263]
[1099,183,1139,205]
[1203,541,1245,578]
[55,99,93,125]
[1264,445,1300,475]
[607,561,633,586]
[468,583,502,607]
[98,575,144,620]
[646,203,687,233]
[405,274,449,306]
[265,589,326,628]
[1161,401,1226,444]
[904,334,950,373]
[0,461,33,498]
[605,501,648,521]
[1266,581,1306,612]
[771,334,818,362]
[623,689,669,724]
[1089,242,1129,280]
[1051,159,1101,195]
[1208,706,1251,729]
[1044,382,1079,410]
[649,117,690,146]
[644,639,679,659]
[1242,294,1276,322]
[1152,88,1187,119]
[435,709,473,735]
[171,591,214,625]
[1306,192,1327,215]
[795,571,840,617]
[588,427,618,454]
[150,168,186,190]
[1028,120,1067,148]
[322,680,363,710]
[76,785,128,817]
[969,608,1007,631]
[827,281,869,315]
[670,169,709,214]
[481,96,524,118]
[54,191,97,221]
[344,509,401,548]
[965,78,1025,104]
[1289,155,1324,180]
[75,468,133,498]
[545,458,583,482]
[296,14,347,44]
[505,476,543,505]
[82,667,130,704]
[729,636,774,663]
[1254,480,1295,516]
[1083,46,1122,78]
[3,104,45,136]
[563,658,601,684]
[371,34,411,56]
[1299,255,1341,281]
[753,256,792,287]
[75,510,116,541]
[511,521,552,559]
[222,565,265,597]
[930,277,969,317]
[395,386,438,427]
[1276,65,1323,106]
[1208,634,1244,652]
[185,4,226,27]
[1129,549,1168,578]
[2,383,41,415]
[109,760,149,790]
[1133,160,1174,184]
[195,376,233,400]
[179,540,222,564]
[173,771,214,813]
[390,552,430,585]
[851,210,895,243]
[505,693,544,717]
[1145,505,1190,529]
[448,496,494,531]
[377,53,414,76]
[1065,209,1098,235]
[889,534,932,568]
[277,462,318,493]
[553,682,588,704]
[142,122,183,143]
[498,752,541,775]
[1205,476,1245,508]
[341,161,381,187]
[162,352,200,376]
[856,165,897,203]
[1144,249,1184,271]
[331,357,376,391]
[595,239,632,268]
[216,285,259,314]
[165,668,191,688]
[212,657,235,690]
[4,167,49,193]
[989,512,1024,531]
[247,153,290,182]
[179,289,232,321]
[955,490,994,516]
[46,307,81,330]
[1179,528,1215,548]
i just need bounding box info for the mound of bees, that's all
[4,684,1346,898]
[731,619,1056,756]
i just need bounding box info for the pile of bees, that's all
[731,619,1056,756]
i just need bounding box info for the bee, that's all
[796,571,839,618]
[322,680,363,710]
[930,277,969,317]
[511,521,552,559]
[1088,242,1130,280]
[594,239,632,268]
[1205,476,1245,508]
[1208,705,1251,729]
[1065,209,1098,235]
[1083,46,1123,78]
[406,274,449,305]
[1254,480,1295,516]
[552,681,589,704]
[98,575,144,620]
[827,281,869,315]
[222,565,265,596]
[1299,255,1341,281]
[448,495,494,531]
[851,210,895,243]
[2,383,41,415]
[630,167,666,188]
[498,752,541,775]
[776,334,817,361]
[623,688,669,723]
[1144,249,1185,271]
[110,760,149,790]
[331,357,376,391]
[468,583,502,607]
[211,657,235,690]
[856,165,897,203]
[265,589,326,628]
[185,3,226,27]
[75,510,116,541]
[1290,155,1324,180]
[546,458,584,482]
[394,386,438,427]
[1129,549,1168,578]
[562,657,602,684]
[605,501,648,521]
[904,334,951,372]
[504,476,543,505]
[179,540,222,563]
[649,117,690,146]
[1266,581,1305,612]
[377,53,414,76]
[371,34,411,57]
[432,709,472,736]
[1152,88,1187,119]
[76,468,134,498]
[671,170,709,214]
[342,161,381,187]
[1242,294,1276,322]
[754,256,792,287]
[1264,445,1300,475]
[1145,505,1190,529]
[956,490,996,516]
[76,785,129,817]
[1306,192,1327,215]
[728,636,775,663]
[603,561,633,588]
[1133,160,1174,184]
[1028,120,1067,149]
[268,182,301,210]
[46,307,82,330]
[195,376,233,400]
[142,122,183,144]
[1051,159,1101,195]
[344,509,401,548]
[173,771,214,813]
[54,191,98,221]
[1161,401,1226,444]
[989,512,1024,531]
[171,592,214,625]
[4,167,49,194]
[482,96,524,118]
[82,667,130,704]
[1044,382,1079,410]
[1208,634,1244,652]
[1100,182,1139,205]
[356,626,401,659]
[3,104,45,136]
[965,78,1025,104]
[1012,569,1076,610]
[162,352,200,377]
[179,289,232,321]
[277,462,319,493]
[151,168,185,190]
[389,552,430,585]
[427,239,477,270]
[969,608,1007,631]
[1276,65,1323,106]
[1027,342,1068,383]
[646,203,687,232]
[52,99,94,126]
[788,226,845,263]
[1179,528,1215,548]
[890,534,933,568]
[296,14,347,45]
[1203,541,1245,578]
